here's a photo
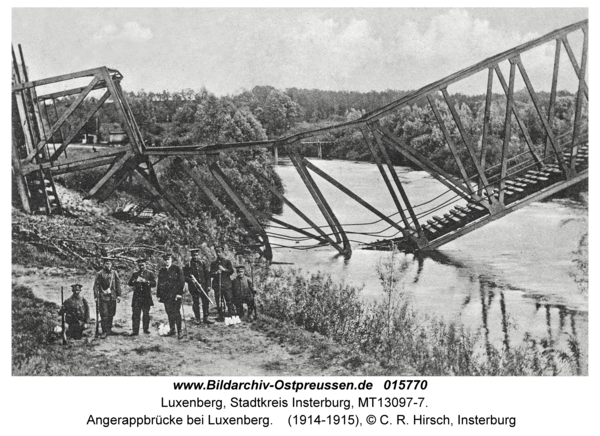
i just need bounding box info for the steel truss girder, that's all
[208,162,273,261]
[360,126,426,245]
[286,145,352,257]
[422,170,588,251]
[247,165,344,251]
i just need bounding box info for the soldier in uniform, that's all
[93,258,122,339]
[231,265,256,320]
[183,248,214,325]
[59,284,90,339]
[157,253,185,338]
[127,258,157,336]
[209,246,234,321]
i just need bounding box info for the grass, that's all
[11,284,161,376]
[255,252,584,376]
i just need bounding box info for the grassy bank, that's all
[12,285,119,376]
[12,283,388,376]
[256,253,583,376]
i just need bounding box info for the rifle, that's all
[60,286,67,345]
[249,263,258,320]
[190,275,215,306]
[180,294,187,338]
[95,286,100,338]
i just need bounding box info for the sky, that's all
[11,8,589,97]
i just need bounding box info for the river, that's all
[270,158,588,373]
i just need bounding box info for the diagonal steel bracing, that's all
[208,163,273,261]
[286,145,351,257]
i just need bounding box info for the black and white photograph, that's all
[7,6,596,433]
[10,6,589,378]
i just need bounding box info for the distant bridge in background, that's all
[12,20,588,261]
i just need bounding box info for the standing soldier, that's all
[93,258,121,339]
[209,246,234,322]
[128,258,157,336]
[157,253,185,339]
[59,284,90,339]
[232,265,256,321]
[184,248,214,325]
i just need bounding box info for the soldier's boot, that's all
[106,316,117,335]
[216,308,225,322]
[142,320,150,334]
[99,319,108,339]
[203,315,214,325]
[192,306,201,324]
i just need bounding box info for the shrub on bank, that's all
[256,254,583,376]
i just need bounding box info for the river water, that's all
[270,158,588,373]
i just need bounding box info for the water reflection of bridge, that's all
[12,21,588,261]
[408,251,585,375]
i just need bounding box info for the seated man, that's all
[59,284,90,339]
[231,265,256,320]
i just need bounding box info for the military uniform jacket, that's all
[232,275,254,300]
[93,270,122,302]
[184,260,210,296]
[157,265,184,303]
[210,258,234,290]
[60,295,90,325]
[128,270,156,307]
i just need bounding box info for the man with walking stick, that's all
[209,246,234,322]
[157,253,185,339]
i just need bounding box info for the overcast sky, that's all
[12,8,588,96]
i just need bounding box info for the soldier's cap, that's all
[235,265,246,270]
[162,253,173,260]
[190,248,201,254]
[71,283,83,290]
[136,258,147,264]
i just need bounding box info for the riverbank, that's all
[12,273,387,376]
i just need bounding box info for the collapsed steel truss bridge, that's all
[12,20,588,261]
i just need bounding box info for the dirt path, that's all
[12,265,340,376]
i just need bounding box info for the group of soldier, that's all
[59,246,256,341]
